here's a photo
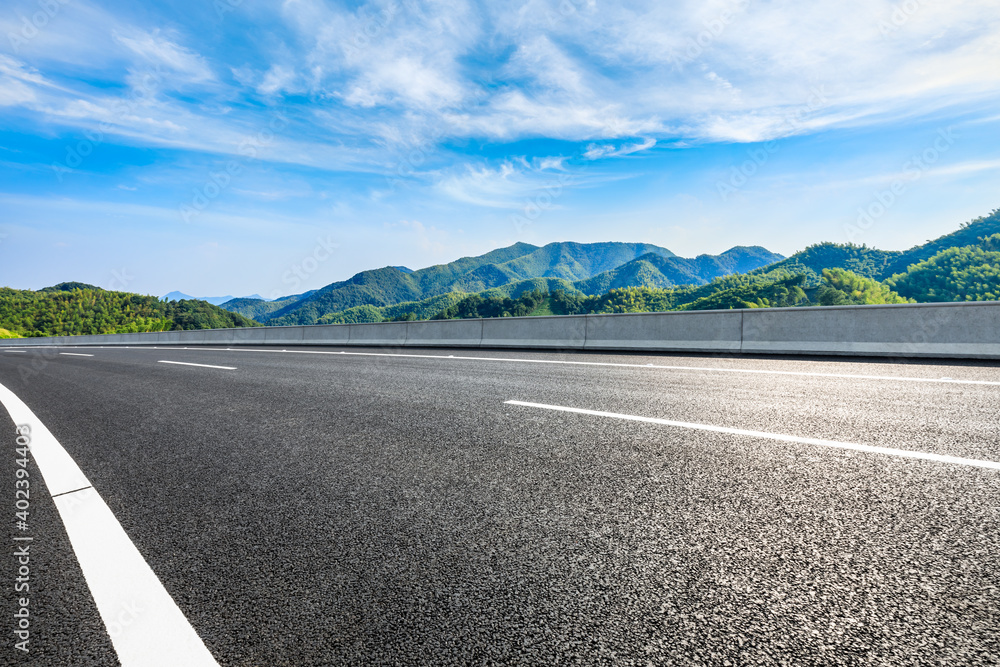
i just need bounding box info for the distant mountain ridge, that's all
[221,242,782,325]
[163,291,269,305]
[575,246,783,294]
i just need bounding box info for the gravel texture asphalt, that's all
[1,345,999,666]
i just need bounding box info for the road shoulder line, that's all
[0,381,220,666]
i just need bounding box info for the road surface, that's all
[1,344,999,666]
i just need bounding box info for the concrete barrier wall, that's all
[585,311,742,352]
[481,315,587,349]
[349,322,408,346]
[301,325,348,345]
[1,301,999,359]
[405,319,483,347]
[742,301,1000,359]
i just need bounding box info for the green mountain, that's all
[575,246,783,294]
[881,208,1000,277]
[218,296,292,321]
[749,243,901,284]
[0,285,260,337]
[752,208,1000,285]
[224,242,779,325]
[885,234,1000,302]
[375,209,999,321]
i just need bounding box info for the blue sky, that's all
[1,0,999,298]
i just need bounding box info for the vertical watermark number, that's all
[12,424,33,654]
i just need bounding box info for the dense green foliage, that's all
[751,242,901,284]
[0,286,260,337]
[431,290,549,320]
[39,281,102,292]
[682,275,810,310]
[426,267,920,319]
[0,328,20,339]
[814,269,911,305]
[317,292,470,324]
[885,237,1000,302]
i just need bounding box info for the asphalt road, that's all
[1,344,999,666]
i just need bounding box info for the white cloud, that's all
[256,65,296,96]
[3,0,1000,186]
[435,156,631,208]
[584,138,656,160]
[113,29,214,83]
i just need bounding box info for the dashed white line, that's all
[60,352,94,357]
[3,350,26,353]
[505,400,1000,471]
[0,381,220,667]
[157,360,236,370]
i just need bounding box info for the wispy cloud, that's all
[4,0,1000,294]
[113,29,214,84]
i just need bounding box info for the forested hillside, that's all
[425,267,911,319]
[881,208,1000,277]
[224,242,783,325]
[576,246,783,293]
[748,243,901,283]
[0,285,260,337]
[886,234,1000,301]
[246,209,999,324]
[17,209,998,332]
[754,208,1000,284]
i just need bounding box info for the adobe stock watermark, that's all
[214,0,243,19]
[270,234,339,297]
[51,66,164,183]
[510,172,574,234]
[878,0,928,37]
[343,1,397,58]
[105,600,143,640]
[383,123,450,196]
[107,268,133,292]
[6,0,71,54]
[179,112,288,223]
[543,0,590,26]
[844,126,957,243]
[671,0,752,66]
[716,86,830,201]
[12,424,34,654]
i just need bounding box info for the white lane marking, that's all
[60,352,94,357]
[505,400,1000,471]
[15,345,1000,386]
[3,350,26,352]
[0,382,220,667]
[157,360,236,370]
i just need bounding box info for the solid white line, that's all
[505,400,1000,471]
[148,347,1000,386]
[15,345,1000,386]
[0,381,220,666]
[60,352,94,357]
[157,360,236,370]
